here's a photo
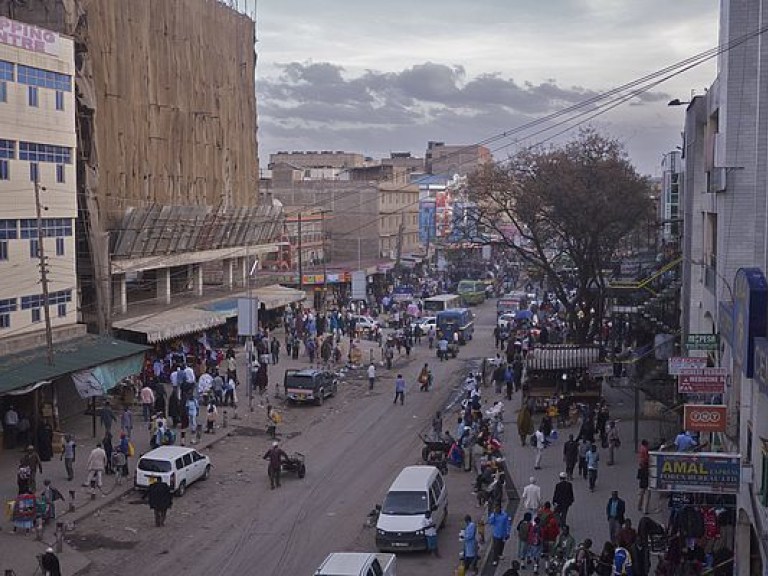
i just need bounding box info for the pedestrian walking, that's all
[517,406,534,447]
[521,476,542,515]
[637,439,651,513]
[263,440,288,489]
[488,505,512,566]
[140,384,155,422]
[393,374,406,405]
[418,363,432,391]
[533,427,545,469]
[270,337,280,365]
[60,434,76,481]
[40,547,62,576]
[606,420,620,465]
[84,443,107,489]
[145,480,173,527]
[121,406,133,439]
[461,514,479,574]
[577,438,590,480]
[21,445,43,492]
[98,400,116,433]
[563,434,579,480]
[606,490,626,545]
[525,516,543,572]
[516,512,532,562]
[587,443,600,491]
[552,472,575,525]
[367,363,376,390]
[423,510,439,556]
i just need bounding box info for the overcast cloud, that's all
[253,0,720,175]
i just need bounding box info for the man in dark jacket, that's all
[552,472,575,525]
[40,547,62,576]
[563,434,579,481]
[606,490,626,545]
[263,441,288,489]
[145,480,173,526]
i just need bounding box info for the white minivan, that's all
[375,465,447,552]
[134,446,211,496]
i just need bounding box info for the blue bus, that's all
[437,308,475,344]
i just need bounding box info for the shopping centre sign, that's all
[0,17,58,55]
[649,452,741,493]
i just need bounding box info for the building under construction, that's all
[0,0,288,340]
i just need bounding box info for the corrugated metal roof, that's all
[526,345,602,371]
[0,336,150,395]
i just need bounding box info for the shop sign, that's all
[683,404,727,433]
[668,356,707,375]
[732,267,768,378]
[677,368,727,394]
[649,452,741,493]
[685,334,719,351]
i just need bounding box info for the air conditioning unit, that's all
[708,167,727,193]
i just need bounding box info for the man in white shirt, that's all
[367,363,376,390]
[140,385,155,422]
[521,476,542,515]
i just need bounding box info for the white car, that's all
[410,316,436,332]
[135,446,211,496]
[497,313,517,330]
[351,315,380,333]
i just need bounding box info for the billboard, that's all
[685,334,719,351]
[677,368,727,394]
[418,199,436,244]
[649,452,741,493]
[683,404,727,433]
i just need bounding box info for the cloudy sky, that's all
[253,0,720,176]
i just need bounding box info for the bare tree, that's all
[467,129,654,343]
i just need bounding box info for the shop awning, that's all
[112,284,305,343]
[525,345,602,371]
[0,336,150,396]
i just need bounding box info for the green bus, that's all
[457,280,486,306]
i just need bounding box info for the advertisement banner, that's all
[677,368,727,394]
[351,271,367,301]
[668,356,708,375]
[649,452,741,493]
[683,404,727,433]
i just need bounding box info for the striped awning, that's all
[526,345,602,371]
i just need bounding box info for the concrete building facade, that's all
[681,1,768,573]
[0,17,80,350]
[425,141,491,177]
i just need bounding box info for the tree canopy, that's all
[467,129,654,343]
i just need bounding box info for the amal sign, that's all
[649,452,741,493]
[683,404,727,433]
[677,368,727,394]
[668,356,708,376]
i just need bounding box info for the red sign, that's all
[683,404,727,433]
[677,368,727,394]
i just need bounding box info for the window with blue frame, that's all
[0,241,7,261]
[19,142,72,164]
[28,86,38,107]
[29,161,38,182]
[0,81,6,103]
[0,61,14,81]
[56,163,65,183]
[55,237,64,256]
[29,238,39,258]
[21,290,71,310]
[0,159,9,180]
[0,140,15,159]
[31,307,40,322]
[55,90,64,111]
[17,65,71,92]
[0,297,15,329]
[0,220,17,240]
[20,219,73,239]
[57,303,66,317]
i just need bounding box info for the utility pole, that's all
[318,209,331,311]
[297,212,303,293]
[34,179,54,365]
[394,212,405,272]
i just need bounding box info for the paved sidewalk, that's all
[485,382,671,574]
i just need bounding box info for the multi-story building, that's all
[0,17,81,352]
[269,150,367,170]
[660,152,682,244]
[425,141,491,177]
[680,1,768,573]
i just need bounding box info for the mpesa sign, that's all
[0,18,58,55]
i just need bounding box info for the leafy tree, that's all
[467,129,654,343]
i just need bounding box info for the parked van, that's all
[375,465,447,552]
[134,446,211,496]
